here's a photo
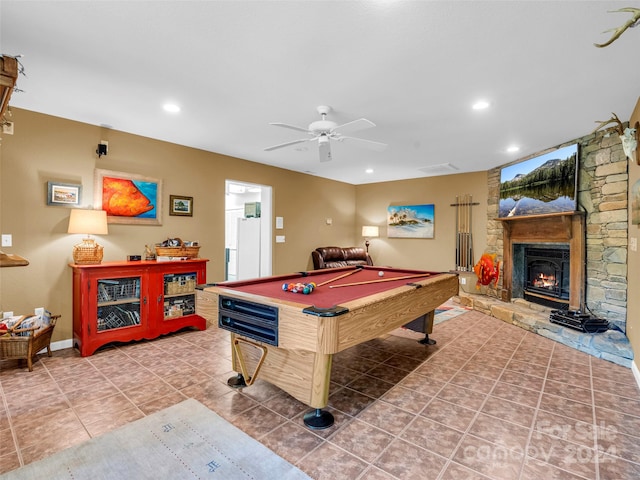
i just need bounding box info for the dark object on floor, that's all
[550,309,609,333]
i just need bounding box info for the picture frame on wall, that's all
[94,168,163,225]
[387,204,435,238]
[169,195,193,217]
[47,181,82,207]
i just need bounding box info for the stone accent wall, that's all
[485,130,628,332]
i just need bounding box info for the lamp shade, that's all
[361,226,379,238]
[68,209,108,235]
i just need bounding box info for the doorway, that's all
[224,180,272,281]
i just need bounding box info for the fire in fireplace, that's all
[523,246,570,308]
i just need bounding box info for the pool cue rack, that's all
[451,194,479,271]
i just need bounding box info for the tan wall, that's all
[0,109,357,341]
[628,98,640,373]
[355,174,488,272]
[0,109,488,346]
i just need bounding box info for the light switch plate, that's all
[1,234,12,247]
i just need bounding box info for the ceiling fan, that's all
[265,105,387,162]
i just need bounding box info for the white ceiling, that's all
[2,1,639,185]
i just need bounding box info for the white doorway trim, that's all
[224,180,272,280]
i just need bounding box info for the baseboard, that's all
[633,360,640,391]
[50,338,73,352]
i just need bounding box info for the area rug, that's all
[434,300,472,325]
[2,398,310,480]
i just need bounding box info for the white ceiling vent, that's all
[418,163,459,176]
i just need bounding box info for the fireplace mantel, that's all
[497,211,586,309]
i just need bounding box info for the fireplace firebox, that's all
[498,212,585,311]
[523,246,570,308]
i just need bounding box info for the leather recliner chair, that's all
[311,246,373,269]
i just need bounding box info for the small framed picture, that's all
[169,195,193,216]
[47,181,82,207]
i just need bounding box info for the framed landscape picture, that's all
[387,204,435,238]
[94,169,163,225]
[169,195,193,216]
[47,181,81,207]
[499,143,578,218]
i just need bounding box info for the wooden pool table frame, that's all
[197,267,458,428]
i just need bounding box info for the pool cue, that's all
[316,267,363,287]
[329,273,431,288]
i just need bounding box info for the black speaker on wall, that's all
[96,143,108,158]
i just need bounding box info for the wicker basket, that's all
[165,278,197,295]
[73,238,104,264]
[155,238,200,259]
[0,315,59,371]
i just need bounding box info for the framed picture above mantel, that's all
[499,143,578,218]
[94,169,163,225]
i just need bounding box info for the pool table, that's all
[196,265,458,428]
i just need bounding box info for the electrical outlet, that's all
[2,122,14,135]
[1,234,12,247]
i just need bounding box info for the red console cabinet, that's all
[70,259,208,356]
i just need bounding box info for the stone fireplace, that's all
[463,131,632,366]
[485,131,628,333]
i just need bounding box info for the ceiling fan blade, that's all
[269,122,311,134]
[332,118,375,134]
[264,138,310,151]
[339,136,388,151]
[319,139,332,162]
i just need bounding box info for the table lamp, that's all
[361,226,379,253]
[68,209,109,264]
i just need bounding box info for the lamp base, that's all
[72,238,104,265]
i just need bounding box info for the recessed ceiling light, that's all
[472,100,490,110]
[365,168,374,174]
[507,145,520,153]
[163,103,180,113]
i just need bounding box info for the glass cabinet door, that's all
[96,276,141,331]
[163,272,197,319]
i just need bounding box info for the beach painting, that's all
[387,204,434,238]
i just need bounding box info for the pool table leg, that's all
[419,310,437,345]
[227,373,247,388]
[303,409,334,429]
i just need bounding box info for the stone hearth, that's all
[457,292,633,367]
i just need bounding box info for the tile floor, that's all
[1,308,639,479]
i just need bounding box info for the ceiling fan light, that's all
[318,135,329,145]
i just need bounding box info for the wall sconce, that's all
[68,209,109,264]
[96,141,108,158]
[361,225,379,253]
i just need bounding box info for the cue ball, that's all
[378,271,384,277]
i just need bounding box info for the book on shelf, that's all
[156,256,189,262]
